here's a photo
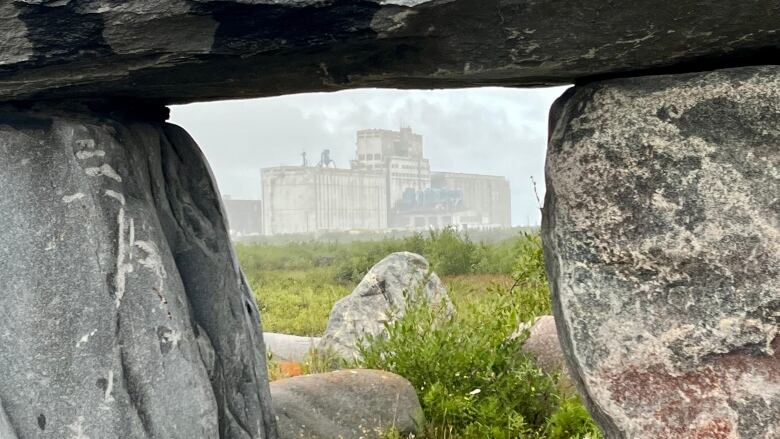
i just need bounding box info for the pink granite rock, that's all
[544,66,780,438]
[520,316,566,374]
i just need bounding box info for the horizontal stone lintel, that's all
[0,0,779,104]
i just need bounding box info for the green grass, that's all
[246,268,349,336]
[235,228,601,438]
[239,228,549,336]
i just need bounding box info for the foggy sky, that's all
[169,86,569,227]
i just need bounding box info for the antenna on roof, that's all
[301,151,308,167]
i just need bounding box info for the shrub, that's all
[350,231,601,438]
[357,293,562,438]
[510,233,547,290]
[508,233,551,323]
[472,240,516,274]
[334,253,382,284]
[423,227,481,276]
[543,397,602,439]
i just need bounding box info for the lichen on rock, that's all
[319,252,453,359]
[544,66,780,438]
[0,103,277,439]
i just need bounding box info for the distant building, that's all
[261,127,511,235]
[262,167,387,235]
[222,198,263,238]
[431,172,511,227]
[352,127,432,212]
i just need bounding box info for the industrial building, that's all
[261,166,387,235]
[431,172,512,227]
[261,127,511,235]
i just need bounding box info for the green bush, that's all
[510,233,547,289]
[507,233,551,323]
[423,227,481,276]
[356,290,597,439]
[335,251,391,284]
[472,241,515,274]
[349,231,599,438]
[543,397,602,439]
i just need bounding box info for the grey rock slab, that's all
[0,103,277,439]
[543,65,780,438]
[271,369,424,439]
[319,252,453,359]
[263,332,321,362]
[1,1,779,103]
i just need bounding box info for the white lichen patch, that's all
[75,329,97,348]
[62,193,85,203]
[134,240,167,294]
[114,208,133,308]
[85,164,122,182]
[379,0,433,5]
[75,150,105,160]
[67,416,90,439]
[104,370,114,403]
[103,190,125,206]
[162,329,182,348]
[371,8,417,35]
[75,139,96,149]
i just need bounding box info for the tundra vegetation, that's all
[236,228,602,438]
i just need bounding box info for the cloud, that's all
[169,86,569,226]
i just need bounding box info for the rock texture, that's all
[320,252,452,359]
[517,316,566,375]
[264,332,321,362]
[514,316,575,394]
[0,1,779,103]
[0,103,277,438]
[544,66,779,438]
[0,399,17,439]
[271,369,424,439]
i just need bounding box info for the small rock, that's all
[264,332,321,362]
[515,316,575,394]
[271,369,425,439]
[320,252,453,359]
[517,315,566,374]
